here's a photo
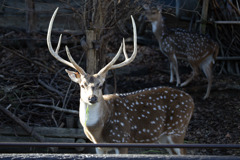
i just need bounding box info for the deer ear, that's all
[97,71,107,84]
[65,69,81,83]
[143,4,150,10]
[157,5,162,12]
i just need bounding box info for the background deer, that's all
[47,8,194,155]
[143,5,219,99]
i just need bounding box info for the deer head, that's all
[143,4,163,22]
[47,8,137,105]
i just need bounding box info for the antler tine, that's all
[108,15,138,70]
[47,8,83,73]
[122,38,128,59]
[97,43,123,75]
[65,46,86,75]
[97,16,137,75]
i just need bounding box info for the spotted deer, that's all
[143,5,219,99]
[47,8,194,155]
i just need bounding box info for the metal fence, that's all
[1,142,240,149]
[1,142,240,160]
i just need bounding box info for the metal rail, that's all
[1,142,240,149]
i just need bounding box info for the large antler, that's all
[47,8,137,76]
[97,15,137,75]
[47,7,86,75]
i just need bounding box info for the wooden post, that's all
[200,0,209,34]
[25,0,35,53]
[176,0,180,19]
[86,30,97,74]
[25,0,35,33]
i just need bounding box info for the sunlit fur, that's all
[66,70,194,155]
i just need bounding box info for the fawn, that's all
[47,8,194,154]
[143,5,219,99]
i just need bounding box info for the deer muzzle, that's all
[88,95,98,104]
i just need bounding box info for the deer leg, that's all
[171,134,187,155]
[166,136,182,155]
[200,54,214,99]
[169,62,175,84]
[181,65,199,87]
[96,147,107,154]
[201,61,213,99]
[118,148,128,154]
[158,134,182,155]
[173,54,181,86]
[169,54,181,86]
[158,134,173,154]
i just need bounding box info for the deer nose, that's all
[88,95,98,104]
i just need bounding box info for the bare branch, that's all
[32,103,79,115]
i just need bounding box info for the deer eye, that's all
[80,82,88,89]
[96,83,102,89]
[80,85,85,89]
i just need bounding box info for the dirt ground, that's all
[0,26,240,156]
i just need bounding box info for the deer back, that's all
[102,86,194,143]
[162,29,219,63]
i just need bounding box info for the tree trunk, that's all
[25,0,35,33]
[200,0,210,34]
[25,0,35,53]
[176,0,181,19]
[86,30,97,74]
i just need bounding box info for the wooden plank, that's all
[0,135,75,143]
[34,127,86,138]
[0,126,86,139]
[0,105,45,142]
[215,21,240,24]
[217,56,240,61]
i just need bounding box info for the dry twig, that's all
[32,103,79,115]
[0,104,45,142]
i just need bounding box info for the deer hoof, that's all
[203,95,209,100]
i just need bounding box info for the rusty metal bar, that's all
[217,56,240,61]
[0,154,240,160]
[0,142,240,149]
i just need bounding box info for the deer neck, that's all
[80,97,110,128]
[151,16,165,47]
[79,97,110,143]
